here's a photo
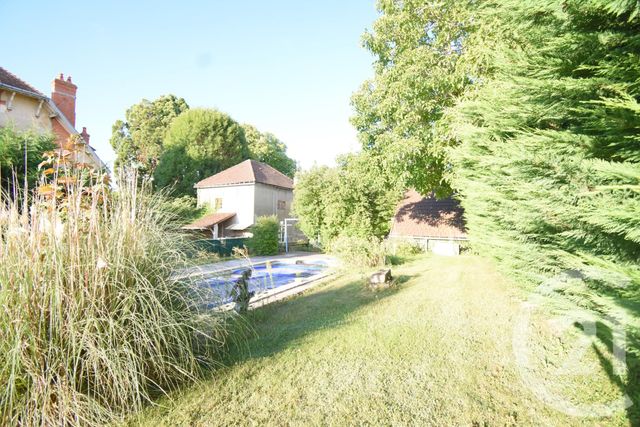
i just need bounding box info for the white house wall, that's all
[197,184,255,227]
[253,183,293,221]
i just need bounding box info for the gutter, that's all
[0,83,110,173]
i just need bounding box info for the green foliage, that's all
[159,195,208,225]
[153,108,248,197]
[443,0,640,289]
[248,215,280,256]
[0,169,233,426]
[243,123,296,177]
[356,0,640,288]
[292,165,335,242]
[351,0,478,196]
[0,127,54,194]
[328,234,386,268]
[109,94,189,174]
[293,152,403,245]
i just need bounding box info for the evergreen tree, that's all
[446,0,640,290]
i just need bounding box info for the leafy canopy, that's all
[445,0,640,287]
[109,95,189,174]
[293,152,402,245]
[356,0,640,292]
[351,0,477,197]
[153,108,248,197]
[243,124,296,178]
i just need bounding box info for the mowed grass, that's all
[132,255,636,426]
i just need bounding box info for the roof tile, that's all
[0,67,43,96]
[390,190,467,239]
[182,212,236,230]
[195,159,293,189]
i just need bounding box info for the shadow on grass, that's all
[217,274,414,367]
[588,321,640,425]
[571,314,640,424]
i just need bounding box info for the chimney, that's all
[51,73,77,127]
[80,127,90,145]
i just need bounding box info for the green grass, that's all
[133,255,637,426]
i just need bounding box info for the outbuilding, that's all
[184,159,294,238]
[389,190,467,256]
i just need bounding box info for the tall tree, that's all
[242,124,296,177]
[445,0,640,288]
[354,0,640,290]
[351,0,477,197]
[109,95,189,174]
[292,165,335,242]
[153,108,248,196]
[293,152,402,244]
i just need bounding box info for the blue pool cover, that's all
[201,261,328,305]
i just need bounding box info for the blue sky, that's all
[2,1,379,169]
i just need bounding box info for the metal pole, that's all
[284,219,289,253]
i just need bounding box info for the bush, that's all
[0,169,232,426]
[328,235,386,268]
[248,216,280,256]
[159,194,208,225]
[0,126,54,195]
[388,240,423,257]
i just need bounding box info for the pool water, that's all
[201,260,328,305]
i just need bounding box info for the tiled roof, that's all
[0,67,43,97]
[182,212,235,230]
[195,159,293,189]
[390,190,467,239]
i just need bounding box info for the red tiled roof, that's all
[0,67,43,97]
[194,159,293,189]
[182,212,235,230]
[390,190,467,239]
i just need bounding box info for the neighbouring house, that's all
[389,189,467,256]
[0,67,106,170]
[184,159,294,238]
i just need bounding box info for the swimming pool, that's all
[200,260,329,305]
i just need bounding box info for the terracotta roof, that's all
[182,212,235,230]
[0,67,43,97]
[195,159,293,189]
[390,190,467,239]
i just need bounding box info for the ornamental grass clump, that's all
[0,137,232,426]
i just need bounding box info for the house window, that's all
[277,200,286,210]
[214,198,223,210]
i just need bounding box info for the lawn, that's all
[133,255,636,426]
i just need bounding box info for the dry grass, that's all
[0,174,235,426]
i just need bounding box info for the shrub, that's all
[0,126,54,195]
[160,194,208,225]
[388,240,423,257]
[248,215,280,256]
[0,166,232,426]
[328,235,386,268]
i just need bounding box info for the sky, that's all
[2,0,379,170]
